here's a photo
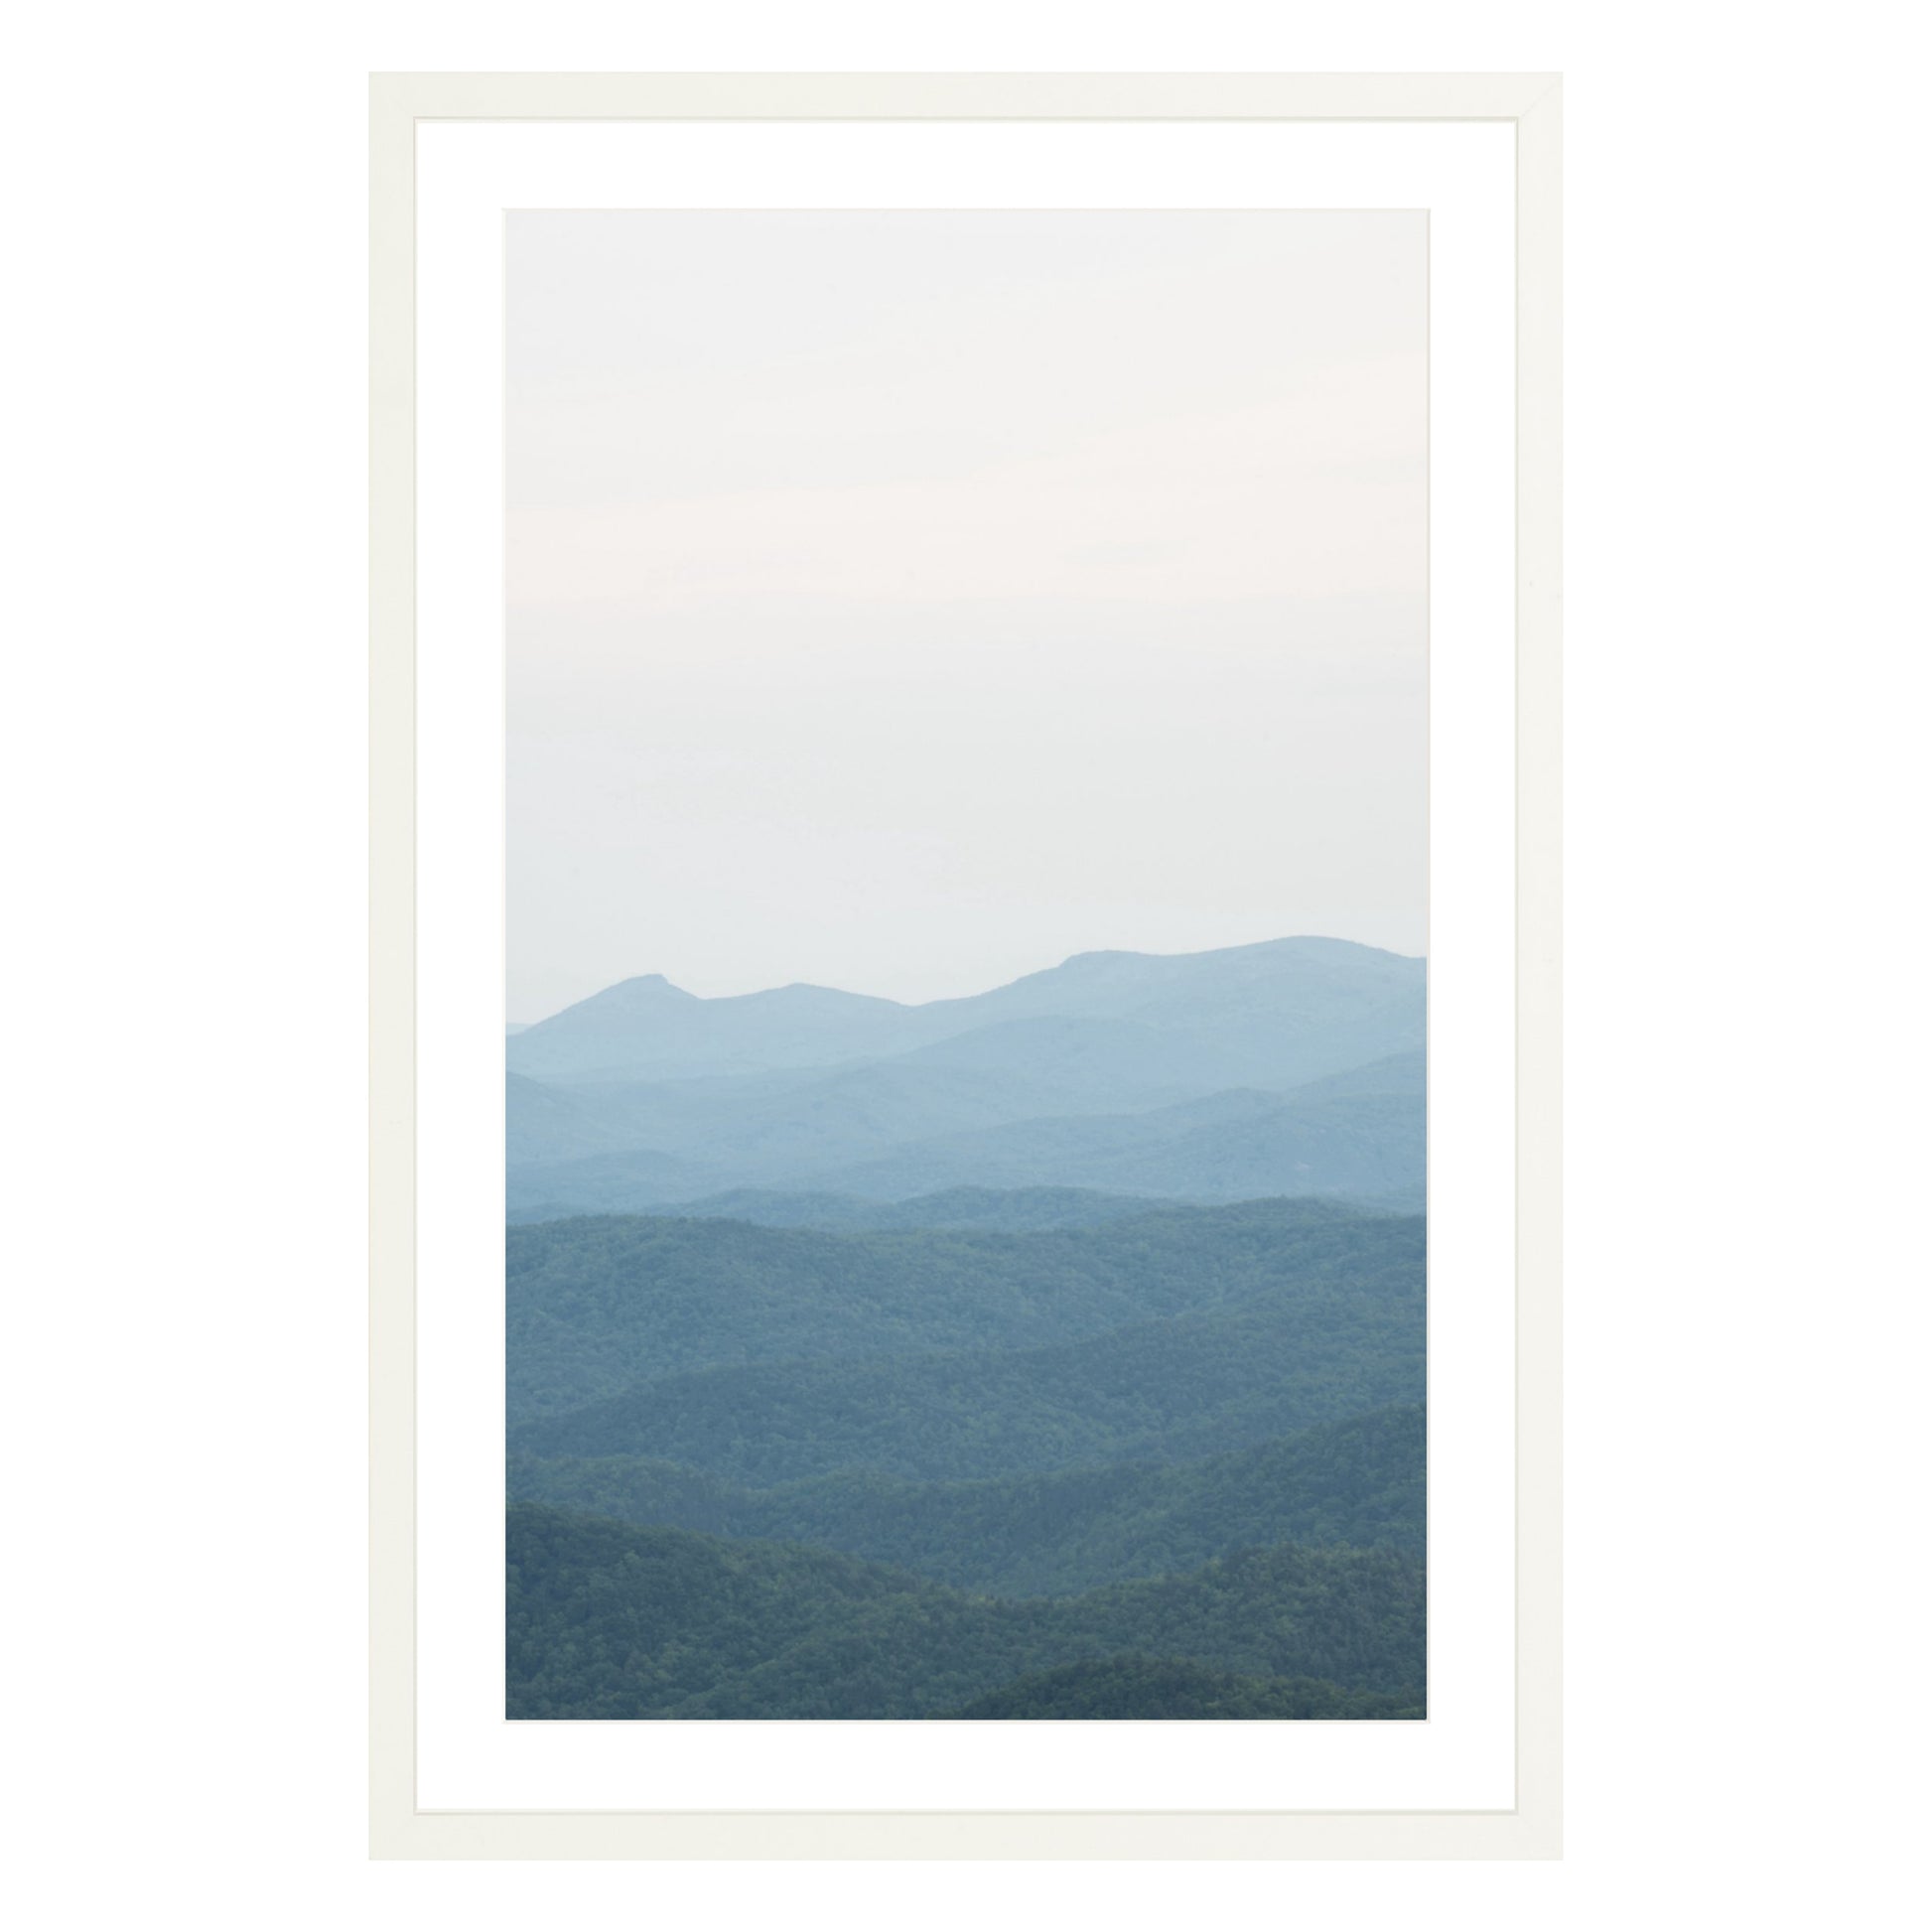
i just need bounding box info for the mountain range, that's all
[506,937,1425,1215]
[503,937,1428,1721]
[503,1191,1429,1717]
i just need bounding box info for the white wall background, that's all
[3,2,1925,1927]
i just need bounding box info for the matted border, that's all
[369,69,1561,1861]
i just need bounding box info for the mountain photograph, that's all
[506,938,1425,1217]
[504,940,1428,1721]
[504,208,1429,1723]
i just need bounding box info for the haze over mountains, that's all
[503,936,1430,1720]
[507,936,1425,1218]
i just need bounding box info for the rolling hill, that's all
[510,1217,1423,1483]
[506,1196,1421,1427]
[802,1087,1424,1203]
[508,1402,1424,1595]
[502,937,1431,1723]
[622,1184,1183,1234]
[506,1056,1425,1214]
[948,1657,1423,1720]
[507,1503,1425,1719]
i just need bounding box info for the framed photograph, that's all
[370,71,1561,1860]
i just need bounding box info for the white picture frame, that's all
[369,69,1562,1861]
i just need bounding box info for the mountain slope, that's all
[506,1052,1169,1179]
[949,1657,1423,1720]
[510,1216,1424,1482]
[507,1197,1418,1427]
[507,975,921,1084]
[509,936,1424,1091]
[508,1403,1425,1595]
[508,1074,1424,1213]
[630,1184,1181,1234]
[507,1504,1425,1719]
[805,1087,1423,1203]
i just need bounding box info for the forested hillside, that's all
[508,1402,1423,1594]
[511,1259,1422,1483]
[503,1192,1427,1717]
[508,1197,1419,1424]
[507,1504,1425,1719]
[503,941,1428,1721]
[949,1658,1424,1720]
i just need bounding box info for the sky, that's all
[507,210,1426,1021]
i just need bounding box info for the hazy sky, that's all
[508,211,1426,1020]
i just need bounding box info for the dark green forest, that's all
[507,1503,1424,1719]
[504,941,1427,1721]
[948,1658,1425,1721]
[509,1401,1423,1595]
[505,1195,1427,1719]
[507,1195,1418,1423]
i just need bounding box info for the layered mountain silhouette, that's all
[507,937,1425,1215]
[504,940,1429,1720]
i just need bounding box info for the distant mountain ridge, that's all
[598,1185,1189,1234]
[510,935,1422,1086]
[506,938,1425,1210]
